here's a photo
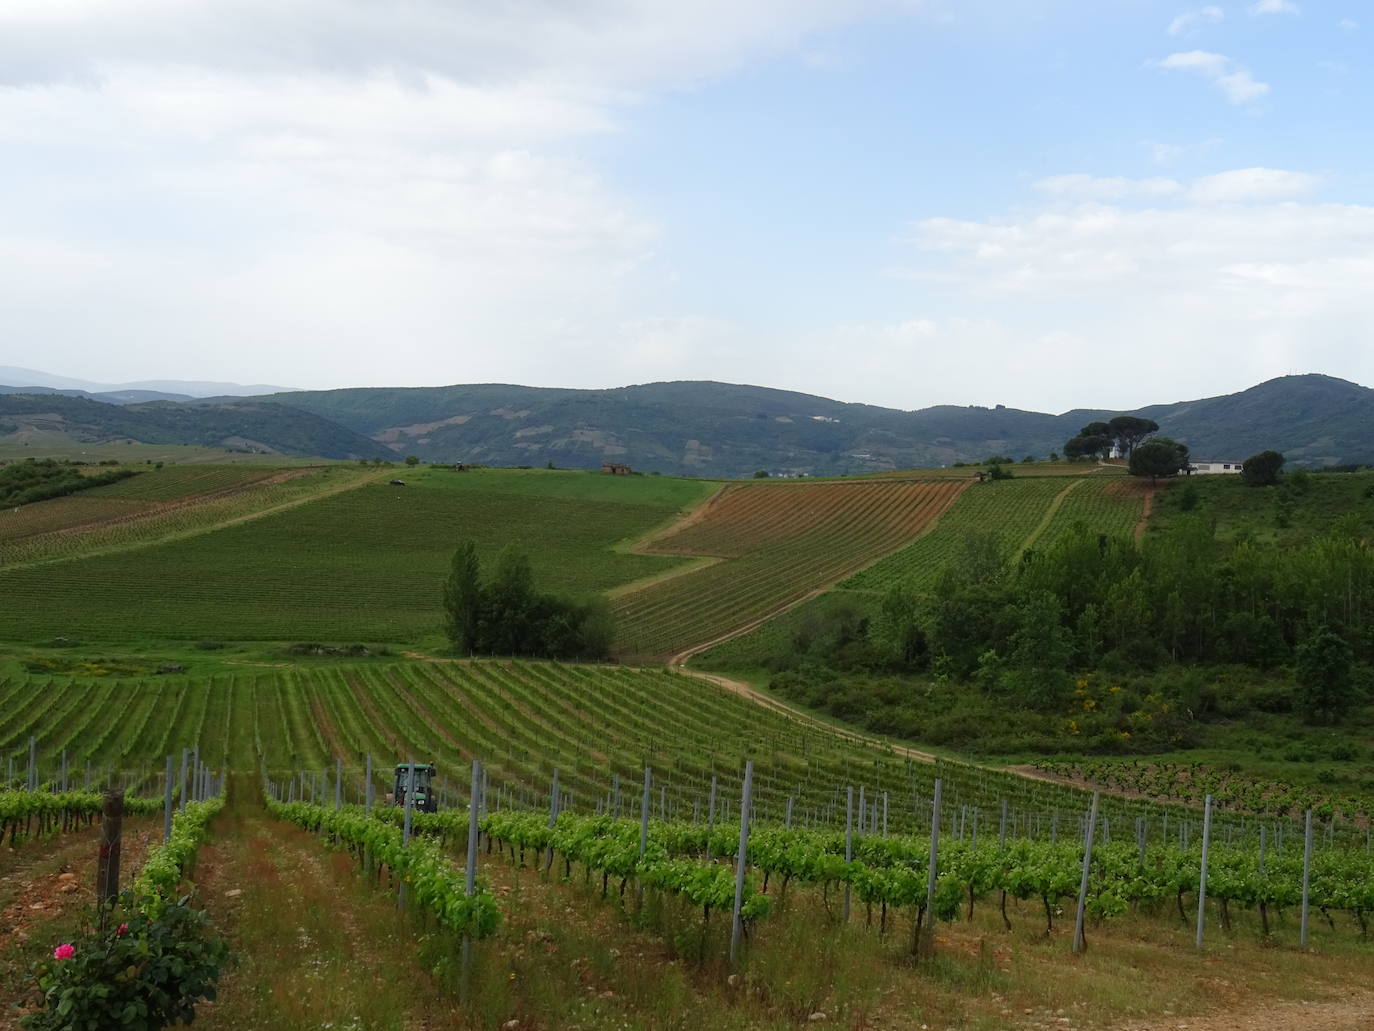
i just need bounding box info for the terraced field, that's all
[0,468,713,644]
[613,478,967,659]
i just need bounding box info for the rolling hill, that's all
[259,374,1374,476]
[0,393,393,460]
[4,373,1373,476]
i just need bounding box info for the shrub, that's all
[22,894,228,1031]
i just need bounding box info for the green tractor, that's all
[393,762,438,814]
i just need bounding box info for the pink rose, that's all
[117,924,129,936]
[53,944,76,961]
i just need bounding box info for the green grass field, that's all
[1148,469,1374,544]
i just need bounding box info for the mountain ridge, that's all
[2,373,1370,475]
[0,366,296,398]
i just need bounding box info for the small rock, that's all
[56,873,77,883]
[224,889,243,898]
[807,1012,827,1022]
[599,990,615,999]
[502,1020,520,1030]
[59,883,80,894]
[727,974,740,988]
[29,902,45,910]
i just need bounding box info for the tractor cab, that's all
[394,762,438,813]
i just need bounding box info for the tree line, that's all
[880,515,1371,723]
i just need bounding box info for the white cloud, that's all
[1338,18,1358,31]
[1168,6,1224,36]
[1158,50,1270,104]
[0,0,924,390]
[1035,174,1182,200]
[1248,0,1300,14]
[1188,167,1319,202]
[1030,168,1316,206]
[879,191,1374,410]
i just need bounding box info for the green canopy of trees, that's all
[1241,449,1285,486]
[1129,437,1189,482]
[1064,416,1161,462]
[442,540,615,659]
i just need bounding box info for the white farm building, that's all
[1188,460,1244,475]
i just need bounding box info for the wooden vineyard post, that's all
[178,749,188,812]
[1196,794,1213,948]
[95,789,124,932]
[162,755,173,843]
[999,799,1007,849]
[1072,791,1100,955]
[706,776,717,861]
[637,767,651,906]
[399,764,414,911]
[335,758,343,811]
[60,750,67,793]
[785,796,793,830]
[545,768,560,875]
[920,778,942,959]
[843,786,853,923]
[1300,809,1313,947]
[365,754,373,813]
[461,759,482,1002]
[883,792,889,837]
[28,736,37,791]
[729,760,754,968]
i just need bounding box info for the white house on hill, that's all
[1189,460,1244,475]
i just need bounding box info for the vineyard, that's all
[0,464,373,570]
[843,473,1144,592]
[0,468,711,643]
[613,477,967,658]
[6,660,1371,851]
[693,475,1148,671]
[5,658,1374,1028]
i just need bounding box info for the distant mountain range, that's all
[1,372,1371,474]
[0,366,295,400]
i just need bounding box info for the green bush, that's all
[22,894,228,1031]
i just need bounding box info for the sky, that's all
[1,0,1370,413]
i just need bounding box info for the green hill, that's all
[0,393,392,460]
[257,374,1374,476]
